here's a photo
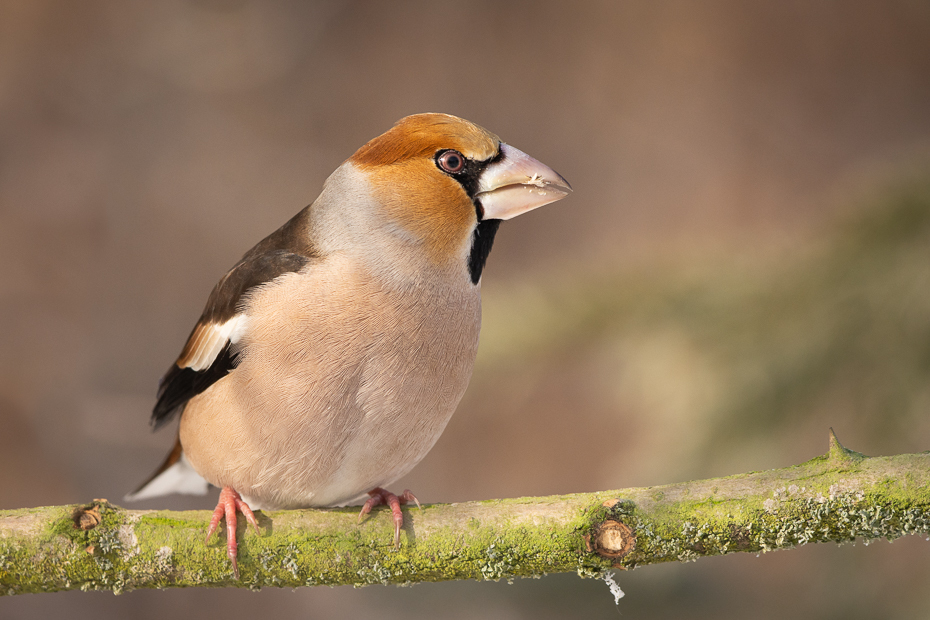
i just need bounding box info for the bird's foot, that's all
[357,487,421,548]
[205,486,260,579]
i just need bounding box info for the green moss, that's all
[2,450,928,594]
[586,447,930,572]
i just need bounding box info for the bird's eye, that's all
[437,150,466,174]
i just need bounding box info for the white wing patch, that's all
[178,314,249,371]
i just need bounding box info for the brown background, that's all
[2,1,930,618]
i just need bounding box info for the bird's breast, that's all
[179,254,482,509]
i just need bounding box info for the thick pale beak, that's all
[475,143,572,220]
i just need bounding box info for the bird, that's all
[126,113,571,578]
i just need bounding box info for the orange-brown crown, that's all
[350,113,500,169]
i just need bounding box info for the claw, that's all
[400,489,421,510]
[205,487,259,579]
[357,487,420,548]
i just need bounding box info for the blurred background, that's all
[2,0,930,617]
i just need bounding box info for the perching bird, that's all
[127,113,571,577]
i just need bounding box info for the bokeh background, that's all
[3,1,930,618]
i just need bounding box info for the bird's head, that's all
[319,113,571,284]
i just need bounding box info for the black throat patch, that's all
[467,218,501,284]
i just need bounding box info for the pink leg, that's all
[206,486,260,579]
[357,487,421,548]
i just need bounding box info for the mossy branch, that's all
[2,432,928,596]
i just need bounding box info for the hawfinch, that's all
[127,113,571,577]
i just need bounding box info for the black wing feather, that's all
[151,343,239,429]
[149,208,318,429]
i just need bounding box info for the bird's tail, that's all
[124,435,209,502]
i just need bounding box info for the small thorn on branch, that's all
[828,427,866,463]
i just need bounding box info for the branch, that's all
[2,432,928,595]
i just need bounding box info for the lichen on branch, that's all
[1,432,928,596]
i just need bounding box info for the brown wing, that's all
[150,208,318,429]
